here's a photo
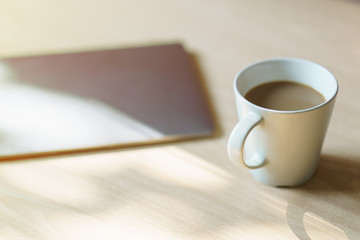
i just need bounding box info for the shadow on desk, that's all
[286,155,360,240]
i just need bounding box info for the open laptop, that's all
[0,43,215,159]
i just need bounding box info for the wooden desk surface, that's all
[1,0,359,239]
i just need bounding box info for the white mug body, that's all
[228,58,338,186]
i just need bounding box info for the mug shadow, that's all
[286,154,360,240]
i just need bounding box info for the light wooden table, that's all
[1,0,360,239]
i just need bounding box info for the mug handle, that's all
[227,112,266,169]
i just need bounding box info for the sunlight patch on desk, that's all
[0,146,230,209]
[0,145,320,239]
[0,164,96,205]
[50,211,176,240]
[0,146,236,239]
[303,212,348,240]
[215,221,291,239]
[258,191,288,214]
[132,147,231,189]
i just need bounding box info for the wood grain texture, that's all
[0,0,360,239]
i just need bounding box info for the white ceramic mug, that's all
[227,58,338,187]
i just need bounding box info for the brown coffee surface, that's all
[244,81,325,111]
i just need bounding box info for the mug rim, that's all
[234,57,339,114]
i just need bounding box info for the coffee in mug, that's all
[244,80,326,111]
